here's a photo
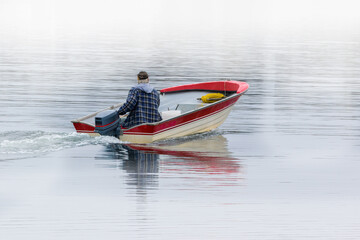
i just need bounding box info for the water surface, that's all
[1,28,360,239]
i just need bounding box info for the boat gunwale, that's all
[71,103,123,123]
[160,80,247,94]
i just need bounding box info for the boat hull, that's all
[121,101,236,143]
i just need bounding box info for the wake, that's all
[0,131,120,159]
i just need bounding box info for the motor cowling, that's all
[95,110,121,137]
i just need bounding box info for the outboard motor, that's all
[95,110,122,137]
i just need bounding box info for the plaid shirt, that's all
[118,87,162,128]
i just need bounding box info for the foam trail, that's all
[0,131,120,160]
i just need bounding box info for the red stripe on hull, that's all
[123,94,241,136]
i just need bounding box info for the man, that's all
[118,71,162,128]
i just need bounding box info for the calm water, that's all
[1,29,360,239]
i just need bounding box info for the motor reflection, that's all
[109,144,159,190]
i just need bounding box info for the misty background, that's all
[1,0,360,40]
[1,1,360,239]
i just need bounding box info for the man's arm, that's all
[118,88,138,115]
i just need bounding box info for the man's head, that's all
[137,71,149,84]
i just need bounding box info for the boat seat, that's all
[175,103,204,113]
[161,110,181,120]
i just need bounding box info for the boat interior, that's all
[159,90,233,112]
[158,90,234,120]
[76,90,236,126]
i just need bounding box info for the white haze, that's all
[0,0,359,39]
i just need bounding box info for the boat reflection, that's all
[126,134,241,175]
[107,133,241,189]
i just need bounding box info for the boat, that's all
[71,80,249,143]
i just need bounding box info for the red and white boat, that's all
[71,80,249,143]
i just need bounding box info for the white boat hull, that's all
[120,104,234,143]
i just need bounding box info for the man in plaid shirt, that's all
[118,71,162,128]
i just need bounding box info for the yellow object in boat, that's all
[199,93,225,103]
